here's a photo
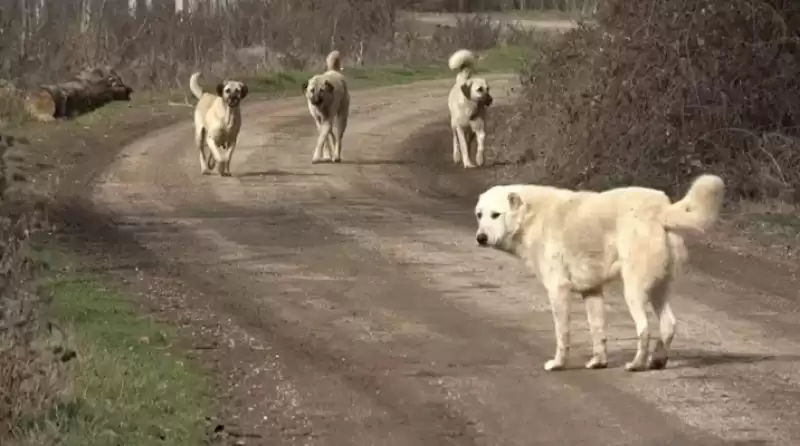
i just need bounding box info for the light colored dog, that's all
[474,174,725,372]
[448,49,493,169]
[190,72,248,176]
[302,50,350,164]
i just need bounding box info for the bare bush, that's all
[501,0,800,202]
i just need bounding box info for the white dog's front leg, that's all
[455,126,475,168]
[544,285,572,371]
[222,140,237,177]
[324,133,335,162]
[196,128,210,175]
[312,122,332,164]
[205,137,225,175]
[583,291,608,369]
[332,123,344,163]
[475,129,487,167]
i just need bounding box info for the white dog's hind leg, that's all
[324,133,335,162]
[544,285,571,371]
[332,119,345,163]
[648,280,676,370]
[622,279,651,372]
[475,128,487,167]
[197,128,210,175]
[451,128,461,164]
[455,126,475,168]
[582,291,608,369]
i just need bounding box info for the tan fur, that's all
[447,49,493,168]
[302,50,350,164]
[474,174,725,372]
[190,72,248,177]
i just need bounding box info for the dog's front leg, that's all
[582,291,608,369]
[312,122,332,164]
[324,133,335,162]
[331,123,344,163]
[196,128,211,175]
[544,284,572,371]
[475,128,487,167]
[222,139,237,177]
[205,137,225,175]
[451,128,461,165]
[455,126,475,168]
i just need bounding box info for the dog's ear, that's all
[323,80,334,93]
[460,82,472,100]
[301,81,308,93]
[507,192,523,211]
[240,84,248,99]
[216,83,224,97]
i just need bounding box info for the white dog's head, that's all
[474,185,527,252]
[461,77,493,109]
[302,76,335,108]
[216,80,248,107]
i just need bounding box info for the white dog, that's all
[474,174,725,372]
[448,49,493,168]
[302,50,350,164]
[190,72,248,176]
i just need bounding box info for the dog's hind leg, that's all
[648,280,675,370]
[621,277,651,372]
[455,126,475,168]
[544,284,571,371]
[582,290,608,369]
[332,118,346,163]
[197,128,211,175]
[312,122,332,164]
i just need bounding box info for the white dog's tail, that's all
[326,50,342,72]
[189,72,204,100]
[449,49,476,84]
[661,174,725,234]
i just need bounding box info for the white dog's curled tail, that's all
[326,50,342,72]
[189,72,204,100]
[449,49,476,83]
[662,174,725,233]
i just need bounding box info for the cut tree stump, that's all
[23,66,133,122]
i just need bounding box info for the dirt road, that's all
[87,77,800,445]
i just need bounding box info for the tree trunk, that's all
[23,67,133,122]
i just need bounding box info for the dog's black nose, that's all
[476,233,488,245]
[485,96,493,106]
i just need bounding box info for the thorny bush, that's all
[500,0,800,201]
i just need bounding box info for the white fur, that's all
[474,174,725,372]
[302,50,350,164]
[447,49,493,168]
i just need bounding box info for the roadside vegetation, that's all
[0,0,544,444]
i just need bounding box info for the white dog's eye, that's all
[490,212,500,219]
[476,212,482,219]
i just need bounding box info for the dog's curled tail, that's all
[326,50,342,72]
[662,174,725,234]
[449,49,476,83]
[189,72,204,100]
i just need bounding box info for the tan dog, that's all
[474,175,725,372]
[448,49,493,169]
[190,72,248,176]
[302,50,350,164]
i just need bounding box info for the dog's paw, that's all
[585,356,608,370]
[463,163,477,169]
[544,359,566,372]
[624,360,648,372]
[647,357,668,370]
[332,157,341,163]
[311,158,321,164]
[476,153,485,166]
[201,167,211,175]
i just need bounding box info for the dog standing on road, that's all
[474,175,725,372]
[302,50,350,164]
[190,72,248,176]
[448,49,493,169]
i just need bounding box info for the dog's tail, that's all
[189,72,204,100]
[661,174,725,234]
[449,49,476,83]
[326,50,342,72]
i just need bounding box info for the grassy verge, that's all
[9,254,212,446]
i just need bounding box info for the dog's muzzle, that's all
[476,233,489,246]
[226,95,240,107]
[481,95,493,107]
[310,94,324,106]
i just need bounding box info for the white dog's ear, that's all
[301,81,308,93]
[460,82,472,99]
[508,192,523,210]
[323,80,334,92]
[240,84,248,99]
[216,83,224,97]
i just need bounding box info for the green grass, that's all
[13,262,212,446]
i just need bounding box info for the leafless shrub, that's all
[499,0,800,202]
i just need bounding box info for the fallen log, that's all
[23,66,133,122]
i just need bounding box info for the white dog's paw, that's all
[544,359,566,372]
[585,356,608,370]
[311,157,321,164]
[463,162,477,169]
[332,157,341,163]
[624,360,648,372]
[476,153,485,166]
[200,167,211,175]
[647,357,669,370]
[321,156,332,163]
